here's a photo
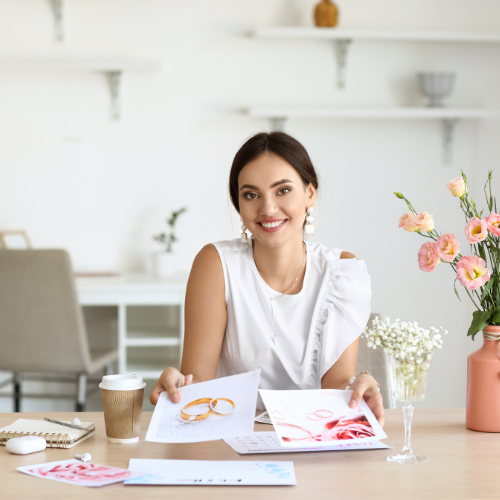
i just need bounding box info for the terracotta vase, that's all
[466,325,500,432]
[314,0,338,28]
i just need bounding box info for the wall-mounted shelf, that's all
[0,57,161,119]
[248,106,497,164]
[252,28,500,88]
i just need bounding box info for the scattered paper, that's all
[17,459,141,487]
[259,389,387,448]
[224,431,390,454]
[146,370,260,443]
[255,411,272,424]
[125,458,296,486]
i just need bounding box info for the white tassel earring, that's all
[240,218,248,243]
[304,207,315,235]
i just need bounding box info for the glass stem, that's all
[401,403,414,455]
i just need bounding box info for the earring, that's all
[240,218,248,243]
[304,207,315,235]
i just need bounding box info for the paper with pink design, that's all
[17,459,143,487]
[259,389,387,448]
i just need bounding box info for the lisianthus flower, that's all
[465,217,488,244]
[418,242,441,272]
[436,233,460,262]
[456,255,491,290]
[447,177,467,197]
[414,212,434,232]
[398,212,418,232]
[486,212,500,237]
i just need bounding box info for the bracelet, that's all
[345,371,381,392]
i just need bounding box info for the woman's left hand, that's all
[348,373,385,427]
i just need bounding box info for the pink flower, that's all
[418,242,441,272]
[414,212,434,232]
[398,212,418,232]
[447,177,467,197]
[456,255,491,290]
[465,217,488,244]
[436,233,460,262]
[486,213,500,237]
[321,416,376,441]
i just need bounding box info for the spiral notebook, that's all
[0,419,95,449]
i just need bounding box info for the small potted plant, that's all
[152,207,187,277]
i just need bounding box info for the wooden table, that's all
[1,409,498,499]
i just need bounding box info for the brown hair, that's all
[229,132,319,213]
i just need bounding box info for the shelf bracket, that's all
[109,71,122,120]
[271,117,287,132]
[52,0,64,42]
[335,39,352,89]
[442,118,458,165]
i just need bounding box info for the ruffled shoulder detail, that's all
[305,258,371,387]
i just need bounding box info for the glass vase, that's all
[386,351,433,463]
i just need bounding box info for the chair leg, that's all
[76,373,87,412]
[13,373,21,413]
[105,363,114,376]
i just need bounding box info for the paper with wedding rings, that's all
[259,389,387,448]
[146,370,260,443]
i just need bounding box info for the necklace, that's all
[255,243,307,347]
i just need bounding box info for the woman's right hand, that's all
[149,367,193,405]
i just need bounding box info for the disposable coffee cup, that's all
[99,374,146,444]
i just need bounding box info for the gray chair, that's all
[0,249,118,412]
[357,312,395,409]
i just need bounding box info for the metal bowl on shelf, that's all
[417,72,456,107]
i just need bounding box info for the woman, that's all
[150,132,384,425]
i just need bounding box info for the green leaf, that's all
[393,192,404,199]
[454,279,462,302]
[467,309,494,339]
[481,277,495,301]
[478,244,487,262]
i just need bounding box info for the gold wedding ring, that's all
[209,398,235,416]
[180,398,213,422]
[180,397,236,422]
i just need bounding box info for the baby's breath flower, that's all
[361,317,446,361]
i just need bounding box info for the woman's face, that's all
[238,152,316,248]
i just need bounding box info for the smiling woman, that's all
[150,132,384,426]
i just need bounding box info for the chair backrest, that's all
[0,249,93,373]
[357,312,395,409]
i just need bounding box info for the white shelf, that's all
[0,57,161,73]
[253,27,500,43]
[249,106,497,120]
[0,57,161,120]
[248,106,497,165]
[252,28,500,89]
[126,336,180,347]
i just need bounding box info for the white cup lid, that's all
[99,374,146,391]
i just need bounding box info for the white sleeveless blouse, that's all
[213,238,371,409]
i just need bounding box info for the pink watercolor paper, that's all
[17,459,142,487]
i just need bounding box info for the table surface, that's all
[1,409,498,500]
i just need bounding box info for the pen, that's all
[43,417,88,431]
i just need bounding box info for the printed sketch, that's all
[259,389,386,448]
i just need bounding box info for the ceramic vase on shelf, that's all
[314,0,338,27]
[153,251,177,277]
[466,325,500,432]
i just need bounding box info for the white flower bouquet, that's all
[362,317,447,402]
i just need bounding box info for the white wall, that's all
[1,0,500,410]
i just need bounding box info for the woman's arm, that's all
[150,244,227,404]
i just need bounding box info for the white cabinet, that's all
[76,274,187,380]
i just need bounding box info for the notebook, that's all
[0,419,95,449]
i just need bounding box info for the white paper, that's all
[255,410,272,424]
[259,389,387,448]
[146,370,260,443]
[17,459,142,487]
[224,431,390,454]
[125,458,296,486]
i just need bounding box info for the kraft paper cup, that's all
[99,374,146,444]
